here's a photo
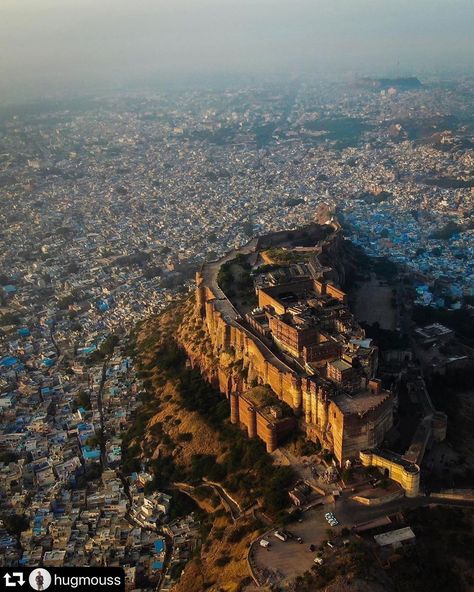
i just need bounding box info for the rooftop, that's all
[374,526,416,547]
[333,388,391,415]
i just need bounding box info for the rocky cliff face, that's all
[176,297,251,399]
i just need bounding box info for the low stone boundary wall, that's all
[352,490,404,506]
[431,489,474,502]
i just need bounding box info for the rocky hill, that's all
[128,298,297,591]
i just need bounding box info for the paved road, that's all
[337,491,474,527]
[97,357,109,467]
[50,324,61,357]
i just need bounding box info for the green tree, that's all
[1,513,29,535]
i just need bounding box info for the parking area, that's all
[251,504,342,585]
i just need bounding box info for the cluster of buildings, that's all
[1,80,473,320]
[0,317,204,586]
[160,514,201,592]
[0,328,175,585]
[345,203,474,307]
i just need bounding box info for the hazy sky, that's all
[0,0,473,102]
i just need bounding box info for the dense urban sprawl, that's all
[0,77,473,586]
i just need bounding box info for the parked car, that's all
[313,557,324,565]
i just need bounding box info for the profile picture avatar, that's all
[29,569,52,591]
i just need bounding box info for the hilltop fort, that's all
[190,219,395,468]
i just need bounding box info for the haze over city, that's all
[1,0,474,101]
